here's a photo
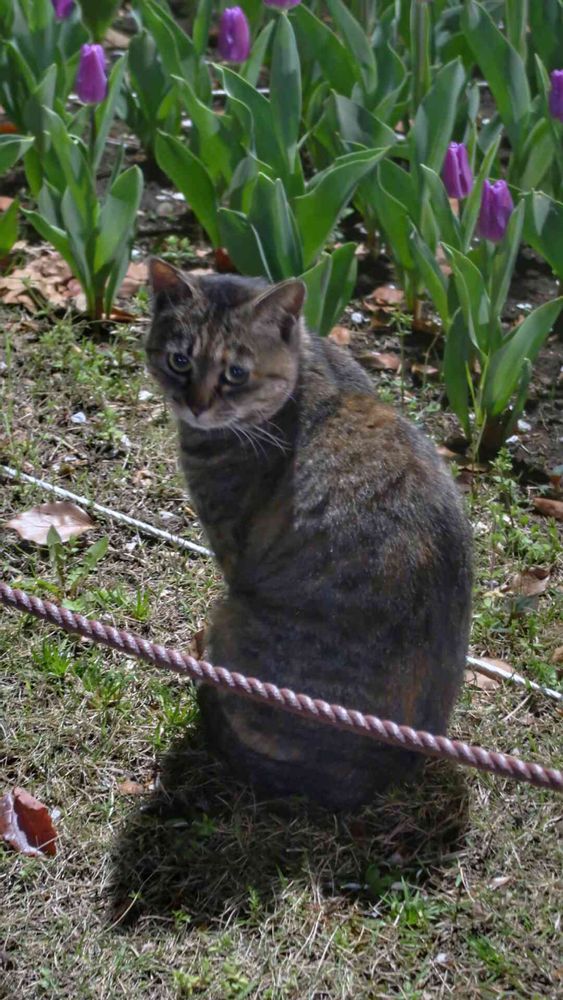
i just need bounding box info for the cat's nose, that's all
[191,402,208,417]
[188,391,211,417]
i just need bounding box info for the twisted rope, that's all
[1,579,561,794]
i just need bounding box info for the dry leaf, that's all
[5,501,95,544]
[105,27,130,49]
[464,668,500,691]
[214,247,237,273]
[0,195,14,211]
[411,363,439,379]
[0,787,58,857]
[328,325,351,346]
[358,351,401,371]
[436,445,459,460]
[117,780,147,796]
[366,285,405,308]
[532,498,563,522]
[0,249,146,312]
[551,646,563,665]
[507,567,550,598]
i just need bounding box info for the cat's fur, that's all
[146,259,473,810]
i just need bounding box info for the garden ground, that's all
[1,264,562,997]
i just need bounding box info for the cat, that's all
[145,258,473,811]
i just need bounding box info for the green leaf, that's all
[328,93,398,150]
[247,174,303,281]
[489,200,524,320]
[294,148,388,267]
[241,21,274,88]
[462,1,530,147]
[301,254,332,335]
[442,244,490,352]
[292,5,357,97]
[217,209,272,279]
[420,166,462,251]
[482,298,563,417]
[523,191,563,280]
[0,134,34,174]
[325,0,377,99]
[411,58,466,190]
[220,66,287,180]
[371,160,417,270]
[409,226,449,326]
[192,0,213,59]
[270,13,301,175]
[155,132,219,247]
[173,75,243,188]
[443,308,471,436]
[22,209,73,265]
[318,243,357,337]
[514,118,555,191]
[94,166,143,272]
[93,54,127,171]
[0,199,19,257]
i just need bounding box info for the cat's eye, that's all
[167,351,192,374]
[223,364,249,386]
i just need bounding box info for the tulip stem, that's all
[89,105,97,167]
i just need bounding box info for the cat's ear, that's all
[148,258,197,304]
[252,279,306,342]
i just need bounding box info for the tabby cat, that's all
[146,259,473,810]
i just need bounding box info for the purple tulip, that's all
[477,179,514,243]
[263,0,301,7]
[441,142,473,199]
[76,44,107,104]
[51,0,74,17]
[548,69,563,123]
[218,7,251,63]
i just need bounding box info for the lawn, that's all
[1,295,561,999]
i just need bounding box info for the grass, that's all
[1,306,562,999]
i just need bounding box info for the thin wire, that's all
[1,465,212,558]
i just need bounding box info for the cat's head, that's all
[145,259,306,431]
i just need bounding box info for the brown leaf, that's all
[367,285,405,308]
[551,646,563,665]
[105,27,131,49]
[358,351,401,371]
[117,780,147,796]
[0,195,14,211]
[5,501,95,544]
[328,325,351,346]
[411,363,439,379]
[464,668,500,691]
[532,498,563,522]
[507,567,550,598]
[118,260,147,299]
[0,787,58,857]
[214,247,237,273]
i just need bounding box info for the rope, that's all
[1,579,561,795]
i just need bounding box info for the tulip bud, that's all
[218,7,251,63]
[263,0,301,7]
[548,69,563,123]
[441,142,473,199]
[75,44,107,105]
[51,0,74,17]
[477,179,514,243]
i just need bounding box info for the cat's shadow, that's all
[108,729,470,929]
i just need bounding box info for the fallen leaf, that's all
[117,780,147,796]
[411,363,439,379]
[0,121,18,134]
[507,567,550,598]
[464,668,500,691]
[366,285,405,308]
[0,787,58,857]
[436,445,459,460]
[214,247,237,273]
[5,501,95,544]
[358,351,401,371]
[532,498,563,522]
[328,325,351,346]
[0,196,14,211]
[551,646,563,665]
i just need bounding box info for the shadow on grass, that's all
[108,728,470,929]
